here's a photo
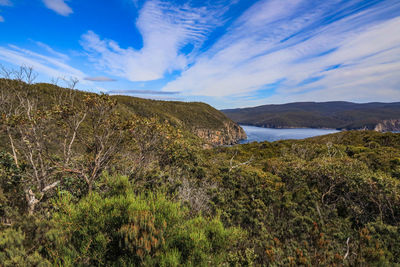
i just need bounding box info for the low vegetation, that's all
[1,70,400,266]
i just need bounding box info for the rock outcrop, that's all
[374,119,400,132]
[194,121,247,146]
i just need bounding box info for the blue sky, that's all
[0,0,400,109]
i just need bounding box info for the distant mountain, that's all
[222,101,400,131]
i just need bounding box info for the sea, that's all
[239,125,340,143]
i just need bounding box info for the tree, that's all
[57,93,132,193]
[0,66,61,215]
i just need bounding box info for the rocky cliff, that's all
[374,119,400,132]
[194,121,247,146]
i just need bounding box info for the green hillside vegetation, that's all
[114,95,230,131]
[222,101,400,129]
[1,74,400,266]
[0,78,235,133]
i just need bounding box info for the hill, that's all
[222,101,400,130]
[0,79,245,146]
[113,94,246,145]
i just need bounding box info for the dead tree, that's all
[58,93,129,193]
[0,66,81,214]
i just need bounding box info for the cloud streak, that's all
[107,89,179,95]
[42,0,73,16]
[0,44,85,80]
[84,76,116,82]
[35,41,70,61]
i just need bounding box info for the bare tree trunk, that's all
[88,182,93,194]
[7,127,19,167]
[25,189,39,216]
[25,180,60,215]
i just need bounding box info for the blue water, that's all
[240,125,340,143]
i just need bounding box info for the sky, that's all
[0,0,400,109]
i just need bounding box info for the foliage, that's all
[199,133,400,266]
[0,77,204,214]
[0,228,50,266]
[0,152,26,223]
[45,175,243,266]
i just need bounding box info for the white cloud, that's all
[42,0,73,16]
[35,41,70,61]
[80,0,226,82]
[0,44,85,80]
[161,0,400,106]
[0,15,4,22]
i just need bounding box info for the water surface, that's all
[240,125,340,143]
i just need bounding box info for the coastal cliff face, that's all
[374,119,400,132]
[194,121,247,146]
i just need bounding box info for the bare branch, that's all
[50,77,60,86]
[42,180,60,193]
[23,66,38,84]
[63,77,79,90]
[344,237,350,260]
[229,154,254,172]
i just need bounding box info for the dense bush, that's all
[45,175,243,266]
[0,152,26,223]
[0,228,50,266]
[200,134,400,265]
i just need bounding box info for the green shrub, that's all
[0,152,26,221]
[45,175,243,266]
[0,228,50,267]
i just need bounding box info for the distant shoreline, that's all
[239,124,339,130]
[223,101,400,133]
[239,125,340,143]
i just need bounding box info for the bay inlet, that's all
[240,125,340,143]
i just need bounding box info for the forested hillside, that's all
[222,101,400,130]
[1,75,400,266]
[0,78,245,147]
[113,95,246,145]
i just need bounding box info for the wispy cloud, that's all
[0,44,84,79]
[139,96,184,101]
[0,15,4,22]
[80,0,230,82]
[107,89,179,95]
[42,0,73,16]
[84,76,116,82]
[35,41,70,61]
[162,0,400,106]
